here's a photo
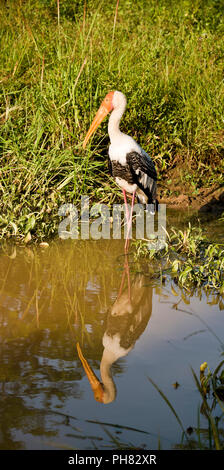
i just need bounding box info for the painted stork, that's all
[83,91,157,251]
[76,262,153,404]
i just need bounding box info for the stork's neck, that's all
[108,104,126,143]
[100,349,117,404]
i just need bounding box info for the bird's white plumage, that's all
[107,90,157,204]
[108,91,144,164]
[109,134,141,165]
[102,332,131,359]
[115,177,137,193]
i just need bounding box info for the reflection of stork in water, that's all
[77,259,153,404]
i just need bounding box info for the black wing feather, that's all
[126,151,157,205]
[126,151,157,182]
[108,156,113,176]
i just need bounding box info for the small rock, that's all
[39,242,49,248]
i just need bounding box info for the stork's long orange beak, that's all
[76,342,104,403]
[83,91,114,149]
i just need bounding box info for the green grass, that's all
[0,0,224,241]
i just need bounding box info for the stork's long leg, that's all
[123,189,130,253]
[125,255,131,300]
[118,264,126,298]
[117,255,131,301]
[122,189,130,220]
[124,191,136,253]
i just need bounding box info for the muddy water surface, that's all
[0,219,224,449]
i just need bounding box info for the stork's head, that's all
[76,342,104,403]
[83,90,127,148]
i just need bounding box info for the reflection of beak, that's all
[76,342,104,403]
[83,91,114,149]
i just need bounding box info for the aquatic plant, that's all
[148,358,224,450]
[134,224,224,294]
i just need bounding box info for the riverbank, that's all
[158,182,224,212]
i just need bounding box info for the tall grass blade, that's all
[86,419,149,435]
[147,376,188,440]
[109,0,120,70]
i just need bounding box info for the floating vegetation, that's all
[134,224,224,295]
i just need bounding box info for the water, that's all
[0,218,224,450]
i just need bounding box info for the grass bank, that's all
[0,0,224,241]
